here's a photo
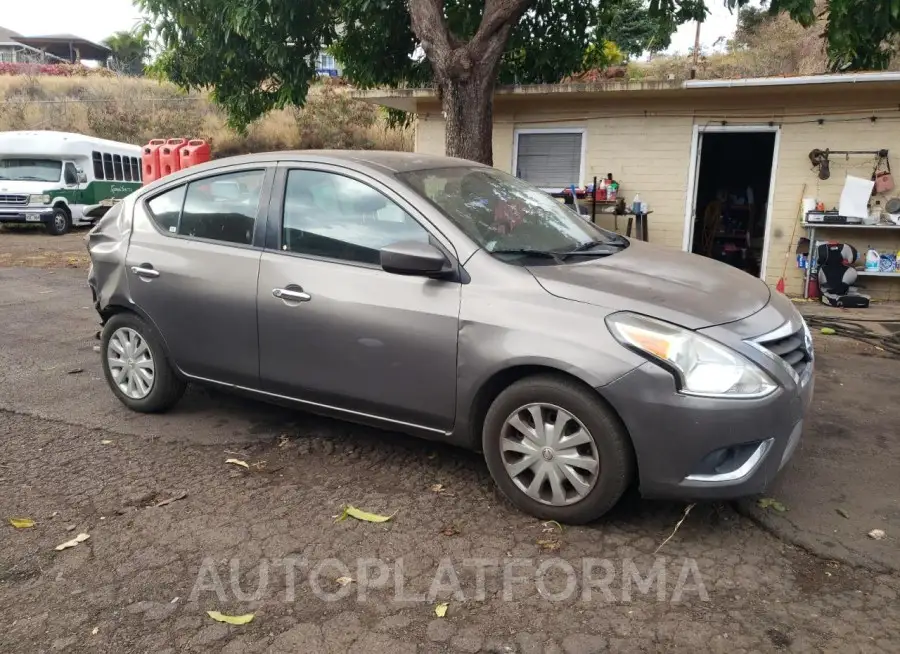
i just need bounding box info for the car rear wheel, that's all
[46,206,71,236]
[482,375,634,524]
[101,313,186,413]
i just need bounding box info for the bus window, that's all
[113,155,124,180]
[123,157,132,181]
[131,157,141,181]
[102,153,114,179]
[92,151,104,180]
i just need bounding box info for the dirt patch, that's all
[0,227,90,269]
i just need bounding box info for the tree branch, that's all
[472,0,532,54]
[409,0,453,63]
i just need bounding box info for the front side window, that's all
[398,166,626,263]
[0,158,62,182]
[179,169,264,245]
[64,162,78,185]
[282,169,430,265]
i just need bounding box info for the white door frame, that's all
[511,127,588,191]
[681,124,781,281]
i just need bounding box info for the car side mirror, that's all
[380,240,450,277]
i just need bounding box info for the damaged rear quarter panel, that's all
[86,195,135,320]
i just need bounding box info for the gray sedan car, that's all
[87,151,814,523]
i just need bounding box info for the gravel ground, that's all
[1,234,898,653]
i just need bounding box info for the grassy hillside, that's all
[0,75,412,155]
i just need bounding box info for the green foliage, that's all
[103,26,151,76]
[141,0,900,133]
[138,0,340,131]
[768,0,900,70]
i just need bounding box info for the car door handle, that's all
[273,288,311,302]
[131,266,160,278]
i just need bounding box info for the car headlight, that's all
[29,194,51,205]
[606,312,777,398]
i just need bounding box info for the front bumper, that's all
[601,304,814,501]
[0,207,54,224]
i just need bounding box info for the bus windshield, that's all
[0,158,63,182]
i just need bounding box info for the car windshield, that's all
[0,158,62,182]
[398,166,626,262]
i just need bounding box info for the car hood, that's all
[527,239,771,329]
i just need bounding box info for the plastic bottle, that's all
[866,201,882,225]
[608,181,618,202]
[632,194,642,215]
[596,179,607,201]
[865,246,880,272]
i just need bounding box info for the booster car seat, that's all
[817,242,870,308]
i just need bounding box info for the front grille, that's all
[0,194,28,206]
[759,328,810,377]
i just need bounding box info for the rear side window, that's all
[145,169,265,245]
[147,185,186,233]
[179,170,264,245]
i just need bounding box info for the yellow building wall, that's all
[412,94,900,300]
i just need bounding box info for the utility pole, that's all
[690,20,702,79]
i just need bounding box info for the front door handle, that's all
[131,265,160,279]
[273,287,311,302]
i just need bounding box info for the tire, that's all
[45,206,71,236]
[101,313,186,413]
[482,375,634,524]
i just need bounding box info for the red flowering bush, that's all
[0,62,113,77]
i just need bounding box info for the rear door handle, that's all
[131,265,160,278]
[273,287,311,302]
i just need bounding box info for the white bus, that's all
[0,131,142,235]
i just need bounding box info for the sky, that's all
[2,0,752,56]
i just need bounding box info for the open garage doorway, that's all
[684,127,779,278]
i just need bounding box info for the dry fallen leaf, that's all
[336,505,396,523]
[434,602,449,618]
[55,533,90,551]
[91,627,99,636]
[868,529,887,541]
[206,611,254,625]
[537,539,561,553]
[225,458,250,470]
[430,484,445,493]
[9,518,35,529]
[100,440,113,445]
[757,498,787,512]
[441,525,460,537]
[336,576,354,586]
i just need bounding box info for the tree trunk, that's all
[440,74,495,165]
[408,0,531,167]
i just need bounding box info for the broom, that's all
[776,183,808,294]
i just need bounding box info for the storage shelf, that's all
[856,271,900,277]
[802,223,900,229]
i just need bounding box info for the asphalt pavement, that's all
[1,263,899,653]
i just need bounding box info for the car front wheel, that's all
[101,313,186,413]
[482,375,634,524]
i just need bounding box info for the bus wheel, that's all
[46,206,71,236]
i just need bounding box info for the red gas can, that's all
[141,139,166,185]
[159,138,187,177]
[180,139,211,170]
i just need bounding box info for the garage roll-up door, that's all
[515,132,583,189]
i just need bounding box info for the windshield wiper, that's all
[489,248,563,262]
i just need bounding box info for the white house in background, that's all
[0,26,62,63]
[316,50,342,77]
